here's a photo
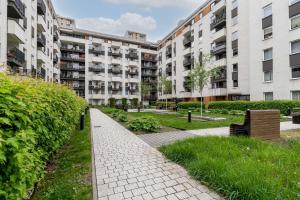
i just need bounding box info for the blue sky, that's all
[53,0,205,42]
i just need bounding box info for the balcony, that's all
[128,70,139,76]
[111,67,122,74]
[60,75,85,81]
[109,85,122,91]
[53,31,59,42]
[37,49,46,64]
[166,66,172,75]
[7,19,25,44]
[89,46,105,55]
[37,0,46,15]
[211,43,226,55]
[166,48,172,59]
[7,48,25,67]
[142,72,156,77]
[60,55,85,63]
[142,63,157,69]
[183,81,191,92]
[73,85,85,90]
[211,88,227,96]
[212,0,226,14]
[212,28,226,42]
[183,36,193,47]
[61,46,85,53]
[183,58,194,69]
[8,0,25,19]
[89,66,105,73]
[211,13,226,30]
[108,50,122,58]
[127,51,139,59]
[37,15,46,32]
[37,33,46,47]
[60,64,85,71]
[290,53,300,67]
[89,84,105,90]
[142,54,157,62]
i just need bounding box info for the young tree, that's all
[140,81,151,109]
[159,74,172,110]
[188,55,220,116]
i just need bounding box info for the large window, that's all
[292,67,300,78]
[264,48,273,60]
[264,92,274,101]
[291,40,300,54]
[290,0,300,5]
[263,4,272,18]
[264,71,273,82]
[291,15,300,30]
[292,91,300,100]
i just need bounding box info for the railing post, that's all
[188,111,192,123]
[80,112,84,130]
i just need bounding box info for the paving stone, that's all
[90,109,221,200]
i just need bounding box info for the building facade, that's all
[2,0,300,104]
[1,0,60,81]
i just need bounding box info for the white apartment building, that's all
[157,0,300,103]
[2,0,300,105]
[57,16,158,105]
[0,0,60,82]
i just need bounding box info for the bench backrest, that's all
[249,110,280,140]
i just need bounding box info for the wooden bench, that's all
[230,110,280,140]
[288,108,300,124]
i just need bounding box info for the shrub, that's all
[131,98,139,108]
[109,98,116,108]
[121,98,127,108]
[155,101,176,109]
[208,100,300,115]
[112,109,123,118]
[177,101,205,110]
[118,114,128,122]
[128,117,160,132]
[0,74,86,199]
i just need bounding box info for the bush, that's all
[155,101,176,109]
[131,98,139,108]
[208,109,245,116]
[208,100,300,115]
[121,98,127,108]
[0,74,86,199]
[177,101,205,110]
[128,117,160,132]
[112,109,123,118]
[109,98,116,108]
[118,114,128,122]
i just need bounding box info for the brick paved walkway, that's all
[90,109,222,200]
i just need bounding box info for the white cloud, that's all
[76,12,157,37]
[105,0,202,10]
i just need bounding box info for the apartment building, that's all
[157,0,300,103]
[57,16,158,105]
[0,0,60,82]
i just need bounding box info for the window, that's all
[264,48,273,61]
[291,40,300,54]
[292,67,300,78]
[264,92,273,101]
[292,91,300,100]
[263,27,273,40]
[263,4,272,18]
[291,15,300,30]
[232,16,238,26]
[264,71,273,82]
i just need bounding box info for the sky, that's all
[52,0,205,42]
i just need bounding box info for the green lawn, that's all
[160,137,300,200]
[32,114,92,200]
[100,108,244,132]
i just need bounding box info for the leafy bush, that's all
[208,109,245,116]
[131,98,139,108]
[208,100,300,115]
[128,117,160,132]
[112,110,123,118]
[121,98,127,108]
[0,74,86,199]
[118,114,128,122]
[108,98,116,108]
[155,101,176,109]
[177,101,205,110]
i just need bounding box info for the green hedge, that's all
[177,101,205,110]
[0,74,86,199]
[155,101,176,108]
[208,100,300,115]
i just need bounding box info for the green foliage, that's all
[177,101,205,110]
[109,98,116,108]
[155,101,176,109]
[159,75,172,95]
[118,114,128,122]
[208,100,300,115]
[209,109,245,116]
[0,73,86,199]
[131,98,139,108]
[128,117,160,132]
[160,137,300,200]
[121,98,127,108]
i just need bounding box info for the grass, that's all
[160,136,300,200]
[101,107,244,131]
[32,114,92,200]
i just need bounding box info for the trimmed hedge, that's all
[177,101,205,110]
[208,100,300,115]
[0,74,86,199]
[155,101,176,109]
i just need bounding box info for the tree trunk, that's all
[200,90,203,117]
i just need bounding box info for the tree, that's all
[188,55,220,116]
[159,74,172,110]
[140,81,151,108]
